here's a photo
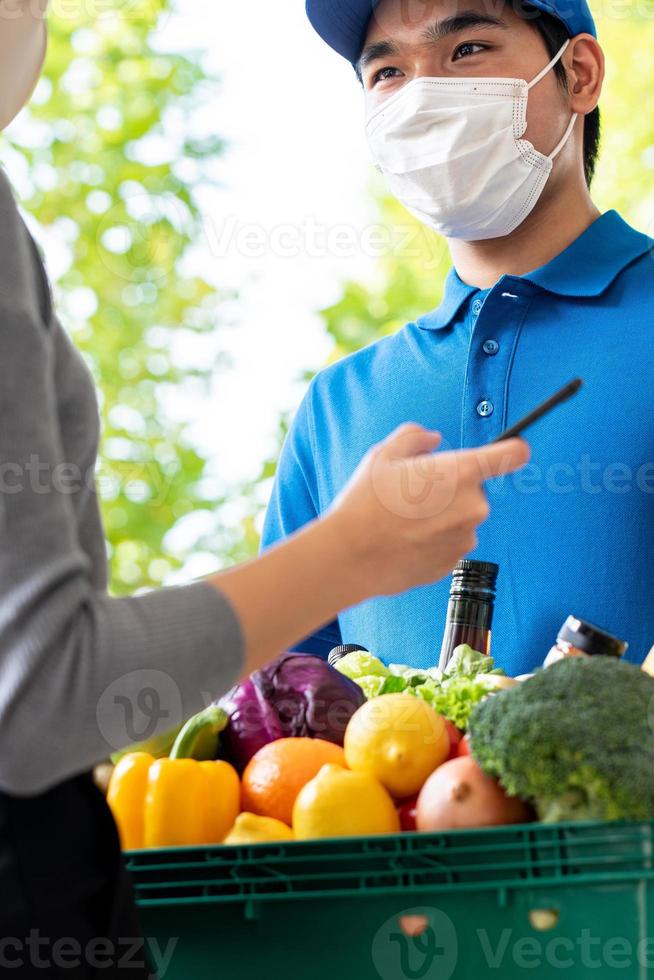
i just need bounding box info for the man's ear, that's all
[567,35,604,115]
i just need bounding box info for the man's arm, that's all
[260,386,342,658]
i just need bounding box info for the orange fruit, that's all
[241,737,346,825]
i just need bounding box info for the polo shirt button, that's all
[472,299,484,316]
[477,399,494,418]
[483,339,499,356]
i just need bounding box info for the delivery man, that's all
[263,0,654,673]
[0,1,528,974]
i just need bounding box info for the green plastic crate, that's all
[127,819,654,979]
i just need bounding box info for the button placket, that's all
[461,281,531,446]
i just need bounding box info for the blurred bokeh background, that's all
[4,0,653,594]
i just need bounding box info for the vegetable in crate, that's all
[416,756,532,831]
[109,724,183,765]
[218,652,365,772]
[397,796,418,831]
[333,648,392,699]
[335,644,509,730]
[107,753,240,849]
[469,656,654,823]
[108,705,236,848]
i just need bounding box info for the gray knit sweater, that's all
[0,169,244,796]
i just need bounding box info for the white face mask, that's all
[0,0,48,131]
[365,40,577,241]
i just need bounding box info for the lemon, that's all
[344,693,449,798]
[293,763,400,840]
[223,812,294,845]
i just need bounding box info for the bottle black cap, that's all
[450,560,499,597]
[328,644,368,667]
[557,616,628,659]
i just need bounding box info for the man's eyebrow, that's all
[357,39,401,77]
[421,11,509,43]
[356,11,508,77]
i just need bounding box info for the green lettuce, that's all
[334,651,389,681]
[335,644,504,731]
[417,675,494,730]
[356,675,388,699]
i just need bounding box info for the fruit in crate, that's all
[241,737,346,826]
[344,693,449,797]
[223,813,294,845]
[293,764,400,839]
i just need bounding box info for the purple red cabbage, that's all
[217,652,365,772]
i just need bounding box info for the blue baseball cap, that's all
[306,0,597,66]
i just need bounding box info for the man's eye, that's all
[371,66,402,86]
[453,42,487,60]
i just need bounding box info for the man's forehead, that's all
[364,0,509,44]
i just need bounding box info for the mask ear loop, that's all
[526,38,578,160]
[527,38,571,90]
[550,112,579,159]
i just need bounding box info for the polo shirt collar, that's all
[524,210,652,296]
[417,210,653,331]
[416,268,478,331]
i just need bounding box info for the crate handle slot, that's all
[399,915,430,938]
[528,908,560,931]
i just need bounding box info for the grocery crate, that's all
[126,819,654,980]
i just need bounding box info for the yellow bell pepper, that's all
[108,753,241,850]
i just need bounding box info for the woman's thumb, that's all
[382,423,443,459]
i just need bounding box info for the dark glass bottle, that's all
[438,560,499,671]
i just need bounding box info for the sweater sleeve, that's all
[0,171,244,796]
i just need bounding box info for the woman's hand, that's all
[326,423,530,598]
[215,423,530,673]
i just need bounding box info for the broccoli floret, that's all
[468,656,654,823]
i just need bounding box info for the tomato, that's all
[458,735,472,757]
[397,796,418,832]
[444,720,463,761]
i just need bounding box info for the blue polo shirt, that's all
[261,211,654,675]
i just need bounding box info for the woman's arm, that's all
[0,178,246,795]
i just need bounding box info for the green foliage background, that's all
[6,2,654,592]
[5,0,244,593]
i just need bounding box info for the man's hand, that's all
[327,423,531,598]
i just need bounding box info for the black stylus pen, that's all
[491,378,583,443]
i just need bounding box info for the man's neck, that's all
[448,181,601,290]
